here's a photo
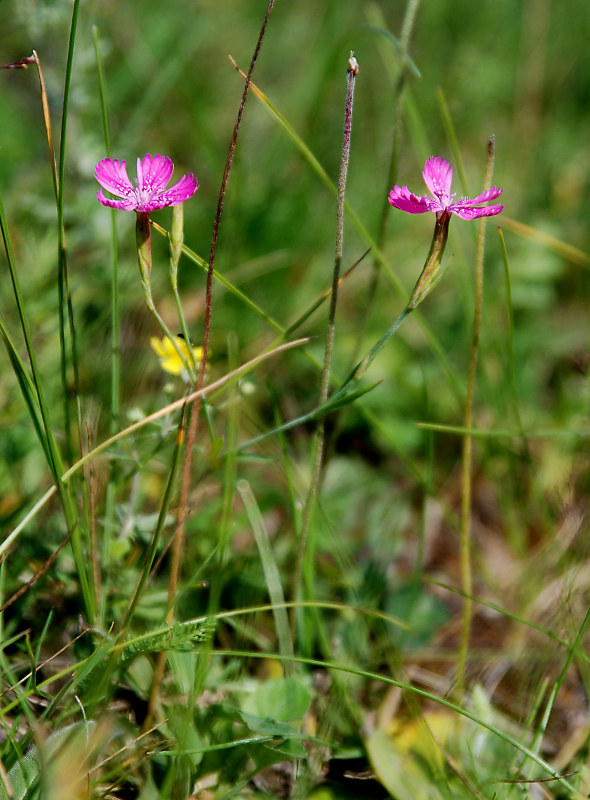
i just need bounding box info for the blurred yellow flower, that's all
[150,335,203,377]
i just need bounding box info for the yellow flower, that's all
[150,335,203,377]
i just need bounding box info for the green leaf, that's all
[238,709,299,738]
[243,678,311,723]
[6,722,96,800]
[385,583,450,649]
[269,738,307,759]
[366,728,445,800]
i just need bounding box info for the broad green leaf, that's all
[243,677,311,723]
[6,722,96,800]
[238,709,300,738]
[366,728,445,800]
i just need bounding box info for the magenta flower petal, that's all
[448,202,504,221]
[388,156,503,223]
[95,158,135,201]
[140,173,200,211]
[422,156,454,207]
[136,154,174,195]
[96,189,137,211]
[389,186,437,214]
[460,186,503,205]
[95,153,199,212]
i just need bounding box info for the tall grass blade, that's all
[237,479,294,666]
[93,26,121,621]
[56,0,82,464]
[501,215,590,268]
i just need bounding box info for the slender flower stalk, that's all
[169,203,198,376]
[291,54,359,637]
[406,209,451,310]
[2,52,59,200]
[456,137,498,702]
[135,210,152,295]
[169,202,184,270]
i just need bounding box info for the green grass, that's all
[1,0,590,798]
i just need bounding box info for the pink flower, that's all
[95,153,198,212]
[388,156,503,220]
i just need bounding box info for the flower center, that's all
[135,176,159,205]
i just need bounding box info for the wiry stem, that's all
[290,55,359,637]
[456,136,496,702]
[145,0,277,728]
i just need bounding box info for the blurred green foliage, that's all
[1,1,590,795]
[1,0,589,628]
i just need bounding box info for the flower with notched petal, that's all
[95,153,198,212]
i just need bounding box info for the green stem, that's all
[456,137,496,701]
[169,203,198,379]
[407,210,450,309]
[136,213,196,379]
[240,304,413,454]
[56,0,94,619]
[291,55,359,637]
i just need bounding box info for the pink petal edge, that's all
[94,158,134,199]
[389,186,435,214]
[96,188,137,210]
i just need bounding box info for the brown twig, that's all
[0,529,72,613]
[2,52,57,197]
